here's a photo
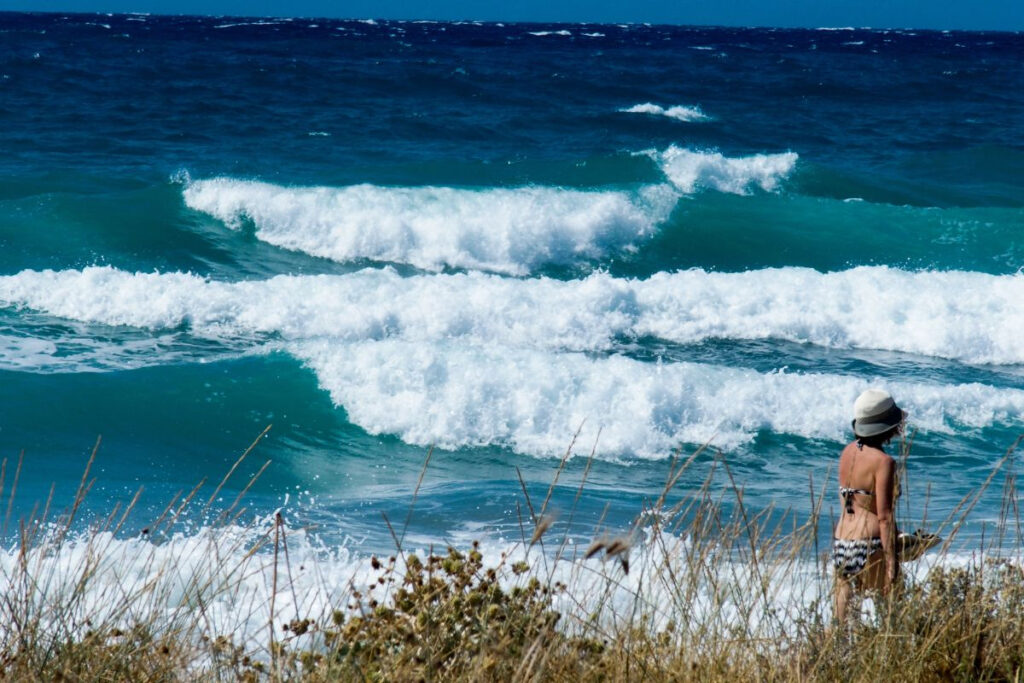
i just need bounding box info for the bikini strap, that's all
[839,486,873,514]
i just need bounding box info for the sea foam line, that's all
[293,339,1024,457]
[181,146,797,273]
[3,267,1022,456]
[1,266,1022,365]
[620,103,711,122]
[183,179,677,276]
[650,145,798,194]
[0,508,994,658]
[0,330,230,373]
[0,519,815,652]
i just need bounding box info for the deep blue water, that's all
[0,12,1022,554]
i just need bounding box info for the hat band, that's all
[853,402,905,438]
[862,402,904,427]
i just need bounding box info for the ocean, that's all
[0,12,1022,591]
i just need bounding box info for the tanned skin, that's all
[834,429,900,623]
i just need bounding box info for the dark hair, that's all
[855,425,900,450]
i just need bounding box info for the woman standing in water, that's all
[833,389,906,623]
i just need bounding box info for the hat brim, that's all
[853,408,906,438]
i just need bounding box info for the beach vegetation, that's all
[1,432,1022,681]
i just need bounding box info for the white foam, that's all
[0,331,225,373]
[3,266,1023,455]
[528,30,572,36]
[0,523,745,653]
[621,103,710,122]
[0,513,833,649]
[653,145,798,194]
[0,521,362,656]
[4,266,1022,365]
[0,335,58,369]
[0,268,231,332]
[0,515,1001,660]
[633,266,1024,366]
[213,21,286,29]
[182,152,801,273]
[183,179,676,275]
[293,340,1024,457]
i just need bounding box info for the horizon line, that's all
[0,9,1021,34]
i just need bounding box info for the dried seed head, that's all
[605,537,630,557]
[530,514,556,545]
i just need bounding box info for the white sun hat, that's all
[852,389,906,438]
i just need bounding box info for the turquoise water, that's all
[0,13,1022,553]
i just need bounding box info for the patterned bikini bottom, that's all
[832,537,883,578]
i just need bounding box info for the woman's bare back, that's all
[834,441,897,541]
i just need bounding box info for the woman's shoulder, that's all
[841,441,895,466]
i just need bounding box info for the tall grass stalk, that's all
[0,431,1022,681]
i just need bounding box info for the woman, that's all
[833,388,906,623]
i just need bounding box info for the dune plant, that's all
[0,429,1022,682]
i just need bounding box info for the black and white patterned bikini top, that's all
[839,479,902,514]
[839,486,872,514]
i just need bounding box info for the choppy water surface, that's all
[0,14,1022,561]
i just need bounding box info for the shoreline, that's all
[1,442,1020,680]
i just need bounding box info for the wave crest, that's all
[183,179,676,275]
[295,340,1024,457]
[621,103,710,122]
[2,266,1023,365]
[653,146,798,194]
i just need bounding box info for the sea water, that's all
[0,13,1022,623]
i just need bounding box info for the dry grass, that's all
[1,430,1023,682]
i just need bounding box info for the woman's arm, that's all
[874,454,899,592]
